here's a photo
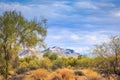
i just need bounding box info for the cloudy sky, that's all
[0,0,120,55]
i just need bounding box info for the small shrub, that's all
[16,68,29,74]
[49,53,58,60]
[39,58,52,69]
[30,69,49,80]
[48,72,62,80]
[48,68,74,80]
[74,70,84,76]
[82,69,103,80]
[51,59,66,70]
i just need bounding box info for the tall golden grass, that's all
[21,68,118,80]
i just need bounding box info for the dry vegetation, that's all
[3,68,119,80]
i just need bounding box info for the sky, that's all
[0,0,120,55]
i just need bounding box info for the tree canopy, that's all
[0,11,47,79]
[92,36,120,75]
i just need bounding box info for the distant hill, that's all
[18,46,80,58]
[42,46,80,58]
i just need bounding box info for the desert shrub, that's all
[8,70,14,75]
[28,60,39,70]
[51,58,67,70]
[74,70,84,76]
[48,68,74,80]
[43,51,51,58]
[30,69,49,80]
[19,61,29,69]
[49,53,58,60]
[82,69,103,80]
[48,72,62,80]
[19,55,39,67]
[39,58,52,69]
[77,57,93,68]
[16,67,29,74]
[68,58,78,67]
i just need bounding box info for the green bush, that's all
[39,58,52,69]
[51,58,67,70]
[49,53,58,60]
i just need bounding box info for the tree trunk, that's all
[114,50,118,74]
[4,45,8,80]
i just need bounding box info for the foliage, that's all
[0,11,47,79]
[77,57,93,68]
[51,58,67,70]
[30,69,49,80]
[82,69,104,80]
[48,68,74,80]
[68,58,78,67]
[43,51,51,58]
[49,53,58,60]
[18,55,39,69]
[92,36,120,75]
[38,58,52,69]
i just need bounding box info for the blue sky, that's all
[0,0,120,55]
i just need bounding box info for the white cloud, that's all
[75,1,99,9]
[74,1,115,10]
[0,3,31,12]
[113,11,120,17]
[84,33,109,45]
[70,34,80,40]
[0,2,73,20]
[51,35,62,40]
[45,27,114,54]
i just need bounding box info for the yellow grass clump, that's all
[82,69,105,80]
[8,70,15,75]
[23,76,35,80]
[29,68,49,80]
[48,68,75,80]
[0,75,5,80]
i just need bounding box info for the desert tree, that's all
[92,36,120,75]
[0,11,47,79]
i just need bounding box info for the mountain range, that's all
[18,46,80,58]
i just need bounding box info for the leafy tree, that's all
[92,36,120,74]
[0,11,47,79]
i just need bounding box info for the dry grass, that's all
[30,68,49,80]
[81,69,105,80]
[48,68,75,80]
[23,76,35,80]
[8,70,15,75]
[0,75,5,80]
[21,68,116,80]
[22,68,49,80]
